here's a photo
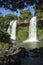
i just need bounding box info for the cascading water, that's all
[23,16,38,43]
[29,16,37,42]
[7,20,17,42]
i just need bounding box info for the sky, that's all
[0,7,20,16]
[23,5,35,16]
[0,0,39,16]
[0,6,35,16]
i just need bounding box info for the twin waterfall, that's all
[7,16,38,43]
[7,20,17,41]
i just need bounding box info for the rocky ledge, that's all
[0,47,43,65]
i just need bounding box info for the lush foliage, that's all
[0,42,10,50]
[0,9,43,48]
[37,29,43,40]
[0,14,18,44]
[17,27,28,40]
[36,10,43,18]
[0,0,43,11]
[19,10,32,20]
[0,0,43,56]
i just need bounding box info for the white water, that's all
[7,20,17,41]
[23,16,38,43]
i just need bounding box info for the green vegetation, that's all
[19,10,32,20]
[0,14,18,49]
[37,28,43,40]
[0,42,10,50]
[0,0,43,61]
[17,27,28,40]
[36,10,43,19]
[0,10,43,50]
[0,0,43,12]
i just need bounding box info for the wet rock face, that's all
[39,47,43,57]
[29,48,40,57]
[18,47,43,57]
[0,47,43,65]
[17,47,29,57]
[29,47,43,57]
[0,54,21,65]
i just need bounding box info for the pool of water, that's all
[0,41,43,65]
[21,56,43,65]
[16,41,43,49]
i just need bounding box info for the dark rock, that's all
[39,47,43,57]
[0,47,43,65]
[29,48,40,57]
[18,47,29,57]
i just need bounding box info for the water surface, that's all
[17,41,43,49]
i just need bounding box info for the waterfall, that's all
[29,16,37,41]
[7,20,17,41]
[23,16,38,43]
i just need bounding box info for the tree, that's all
[36,10,43,18]
[19,10,32,20]
[36,0,43,11]
[0,14,18,43]
[5,14,18,21]
[0,29,10,43]
[4,14,17,29]
[0,15,5,30]
[0,0,43,11]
